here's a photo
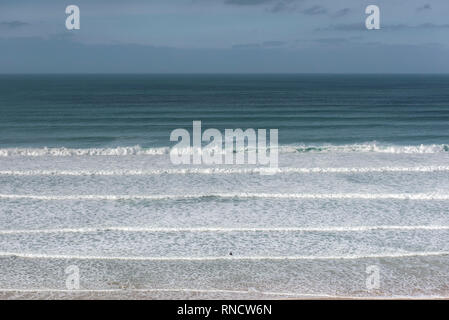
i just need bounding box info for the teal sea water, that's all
[1,74,449,148]
[0,74,449,299]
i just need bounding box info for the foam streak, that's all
[2,225,449,235]
[1,166,449,176]
[0,193,448,201]
[0,251,448,261]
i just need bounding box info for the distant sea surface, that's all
[1,74,449,299]
[1,74,449,148]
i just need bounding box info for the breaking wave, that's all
[0,143,448,157]
[0,146,169,157]
[1,166,449,176]
[291,143,449,154]
[2,225,449,235]
[0,192,448,200]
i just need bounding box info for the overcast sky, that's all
[1,0,448,73]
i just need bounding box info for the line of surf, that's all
[0,193,448,201]
[0,143,447,157]
[2,225,449,235]
[0,288,446,299]
[1,251,448,261]
[2,166,449,176]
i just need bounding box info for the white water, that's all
[0,142,447,157]
[1,146,449,298]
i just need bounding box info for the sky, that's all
[0,0,448,73]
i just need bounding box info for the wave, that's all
[291,143,449,154]
[2,225,449,235]
[1,251,448,261]
[0,143,447,157]
[0,146,169,157]
[1,166,449,176]
[1,193,448,201]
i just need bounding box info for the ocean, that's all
[0,74,449,299]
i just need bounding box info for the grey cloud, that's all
[332,8,351,18]
[262,40,285,47]
[0,21,29,28]
[316,23,364,31]
[232,40,285,48]
[384,23,449,31]
[313,38,349,45]
[48,33,77,41]
[270,2,286,12]
[270,1,296,13]
[302,5,327,16]
[232,43,261,48]
[224,0,301,6]
[317,23,449,32]
[224,0,273,5]
[2,36,448,73]
[417,4,431,12]
[224,0,298,13]
[413,23,449,29]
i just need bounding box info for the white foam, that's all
[0,193,448,201]
[291,143,449,154]
[0,143,447,157]
[0,146,169,157]
[0,288,268,295]
[2,225,449,235]
[1,166,449,176]
[1,251,448,261]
